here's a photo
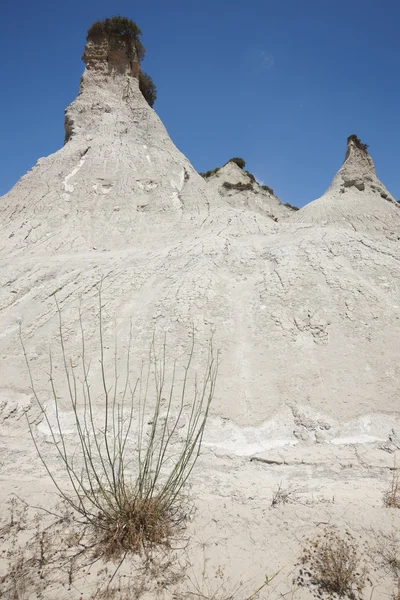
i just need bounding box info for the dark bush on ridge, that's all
[244,170,256,183]
[199,168,220,178]
[227,157,246,169]
[139,71,157,107]
[262,185,274,195]
[222,181,253,192]
[87,16,157,107]
[348,134,369,153]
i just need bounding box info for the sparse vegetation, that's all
[226,157,246,169]
[222,181,253,192]
[87,16,157,107]
[139,71,157,107]
[384,470,400,508]
[374,530,400,600]
[199,158,260,189]
[0,496,184,598]
[87,16,145,62]
[348,134,369,153]
[261,185,274,195]
[270,482,299,508]
[199,167,220,179]
[20,286,218,561]
[200,163,259,190]
[244,170,256,183]
[187,560,279,600]
[297,527,368,599]
[284,202,299,211]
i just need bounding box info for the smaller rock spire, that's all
[333,134,393,198]
[288,135,399,236]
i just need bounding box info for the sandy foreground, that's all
[1,437,400,598]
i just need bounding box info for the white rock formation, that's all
[1,31,399,448]
[203,160,291,221]
[290,136,400,237]
[1,28,400,598]
[0,31,222,255]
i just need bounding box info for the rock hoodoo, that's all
[83,18,142,76]
[290,135,399,236]
[0,18,217,255]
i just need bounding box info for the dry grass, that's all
[93,496,177,560]
[297,527,368,599]
[383,470,400,509]
[270,482,299,508]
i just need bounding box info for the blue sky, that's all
[0,0,399,207]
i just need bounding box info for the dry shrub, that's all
[20,285,218,561]
[297,527,368,599]
[384,470,400,508]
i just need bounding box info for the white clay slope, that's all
[0,32,400,461]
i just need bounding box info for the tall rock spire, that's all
[0,18,212,254]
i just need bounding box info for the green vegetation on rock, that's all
[226,157,246,169]
[87,16,146,62]
[222,181,253,192]
[139,71,157,107]
[87,16,157,108]
[261,185,274,195]
[199,168,220,178]
[348,134,369,153]
[244,170,256,183]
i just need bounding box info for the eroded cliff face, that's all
[64,33,140,143]
[82,32,140,76]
